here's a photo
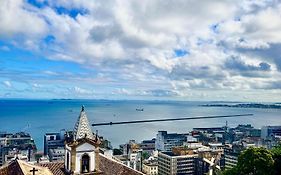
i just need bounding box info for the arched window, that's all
[81,154,90,173]
[66,152,70,170]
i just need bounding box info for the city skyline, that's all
[1,0,281,102]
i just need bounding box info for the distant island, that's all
[51,98,73,100]
[201,103,281,109]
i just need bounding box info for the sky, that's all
[0,0,281,102]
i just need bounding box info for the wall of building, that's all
[156,131,187,152]
[74,143,96,173]
[142,163,158,175]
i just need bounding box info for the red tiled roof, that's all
[37,161,67,175]
[99,154,144,175]
[0,160,24,175]
[0,160,52,175]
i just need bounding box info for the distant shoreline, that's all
[0,98,280,104]
[201,103,281,109]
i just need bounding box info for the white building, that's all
[142,160,158,175]
[49,147,64,162]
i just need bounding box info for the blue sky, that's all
[0,0,281,101]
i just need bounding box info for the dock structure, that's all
[92,114,253,126]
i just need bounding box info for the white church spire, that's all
[73,105,94,140]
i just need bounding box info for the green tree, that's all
[221,166,238,175]
[236,147,274,175]
[271,144,281,175]
[142,151,150,160]
[113,148,122,155]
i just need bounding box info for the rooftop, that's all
[0,159,53,175]
[0,153,145,175]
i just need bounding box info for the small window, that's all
[81,154,90,173]
[66,152,70,170]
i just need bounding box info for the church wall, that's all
[74,143,96,173]
[76,142,95,152]
[65,145,72,172]
[74,151,95,173]
[64,149,71,172]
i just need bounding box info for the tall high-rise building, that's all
[223,145,243,170]
[156,131,187,151]
[261,126,281,139]
[140,139,155,154]
[158,150,198,175]
[43,132,65,156]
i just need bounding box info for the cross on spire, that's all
[96,130,98,141]
[30,167,38,175]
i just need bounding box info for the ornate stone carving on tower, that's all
[73,105,95,141]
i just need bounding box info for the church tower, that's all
[73,105,95,140]
[65,106,101,174]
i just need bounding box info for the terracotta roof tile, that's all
[99,154,144,175]
[0,160,52,175]
[37,161,67,175]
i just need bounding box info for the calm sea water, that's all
[0,99,280,150]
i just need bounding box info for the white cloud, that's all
[1,0,281,100]
[0,46,10,51]
[112,88,132,95]
[32,83,41,88]
[0,0,48,40]
[218,4,281,49]
[3,81,12,88]
[71,86,94,95]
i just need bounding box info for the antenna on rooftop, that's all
[22,123,30,132]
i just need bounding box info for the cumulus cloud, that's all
[0,0,48,50]
[0,46,10,51]
[3,81,12,88]
[235,43,281,72]
[218,3,281,46]
[225,56,271,72]
[170,65,225,81]
[70,86,94,95]
[112,88,179,97]
[32,83,41,88]
[1,0,281,100]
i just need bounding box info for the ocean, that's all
[0,99,280,150]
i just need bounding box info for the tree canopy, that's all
[223,146,278,175]
[237,147,274,175]
[271,144,281,175]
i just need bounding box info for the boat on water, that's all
[136,108,144,111]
